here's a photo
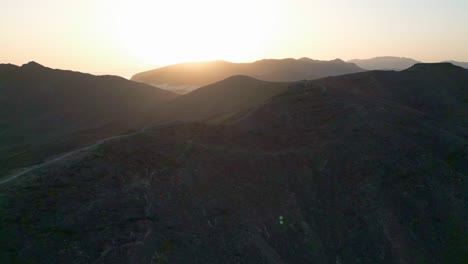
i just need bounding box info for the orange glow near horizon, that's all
[1,0,468,77]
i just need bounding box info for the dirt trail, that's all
[0,121,178,186]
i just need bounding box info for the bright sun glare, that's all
[106,0,286,66]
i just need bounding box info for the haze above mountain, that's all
[131,58,364,94]
[1,62,466,263]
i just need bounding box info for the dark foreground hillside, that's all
[0,64,466,263]
[0,62,177,178]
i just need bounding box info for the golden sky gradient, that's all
[1,0,467,77]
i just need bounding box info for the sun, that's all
[105,0,285,66]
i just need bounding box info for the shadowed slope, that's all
[154,75,290,123]
[318,63,468,140]
[0,64,466,264]
[446,60,468,69]
[0,62,178,177]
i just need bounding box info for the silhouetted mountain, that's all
[446,60,468,69]
[153,75,289,123]
[1,63,466,263]
[0,62,178,177]
[348,56,420,70]
[131,58,364,93]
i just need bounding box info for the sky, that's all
[1,0,467,78]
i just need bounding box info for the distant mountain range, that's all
[348,56,420,70]
[0,62,177,177]
[0,62,466,263]
[131,58,364,94]
[132,57,468,94]
[348,56,468,70]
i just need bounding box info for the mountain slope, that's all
[0,62,178,178]
[348,56,420,70]
[319,63,468,140]
[447,60,468,69]
[0,64,466,263]
[153,75,290,123]
[131,58,364,93]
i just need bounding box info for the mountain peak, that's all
[299,57,316,62]
[21,61,45,69]
[222,75,260,82]
[331,58,345,63]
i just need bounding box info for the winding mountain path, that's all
[0,121,179,186]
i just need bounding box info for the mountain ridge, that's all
[348,56,468,71]
[348,56,420,70]
[131,58,364,94]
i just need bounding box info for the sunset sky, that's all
[1,0,467,77]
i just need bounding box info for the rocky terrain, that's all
[0,63,466,263]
